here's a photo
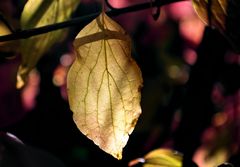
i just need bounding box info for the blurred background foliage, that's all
[0,0,239,166]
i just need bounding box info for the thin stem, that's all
[0,0,186,42]
[207,0,212,26]
[102,0,106,13]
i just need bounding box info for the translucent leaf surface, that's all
[17,0,80,88]
[129,148,183,167]
[67,13,143,159]
[192,0,240,53]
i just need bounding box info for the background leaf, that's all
[129,148,183,167]
[67,12,143,160]
[192,0,240,53]
[17,0,80,88]
[144,149,182,167]
[0,21,19,53]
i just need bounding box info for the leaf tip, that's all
[115,152,122,160]
[16,65,29,89]
[16,74,25,89]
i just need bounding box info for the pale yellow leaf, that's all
[67,12,143,159]
[192,0,240,53]
[17,0,80,88]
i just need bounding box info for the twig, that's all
[0,0,186,42]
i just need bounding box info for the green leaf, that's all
[192,0,240,53]
[17,0,80,88]
[129,148,183,167]
[67,12,143,160]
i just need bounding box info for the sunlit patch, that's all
[168,65,181,79]
[193,146,228,167]
[164,1,205,47]
[213,112,228,127]
[107,0,146,9]
[165,1,197,20]
[52,52,75,100]
[194,89,240,167]
[52,65,66,87]
[53,53,74,99]
[108,0,127,8]
[60,53,74,67]
[128,158,145,167]
[168,65,189,84]
[183,48,198,65]
[179,18,205,47]
[21,69,40,111]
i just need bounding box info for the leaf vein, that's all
[104,39,117,144]
[108,72,127,134]
[217,0,227,15]
[83,40,103,127]
[74,42,93,112]
[97,69,107,129]
[106,40,133,96]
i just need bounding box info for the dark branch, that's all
[0,0,186,42]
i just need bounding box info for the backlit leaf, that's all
[67,12,143,159]
[129,148,183,167]
[17,0,80,88]
[0,22,19,53]
[192,0,240,53]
